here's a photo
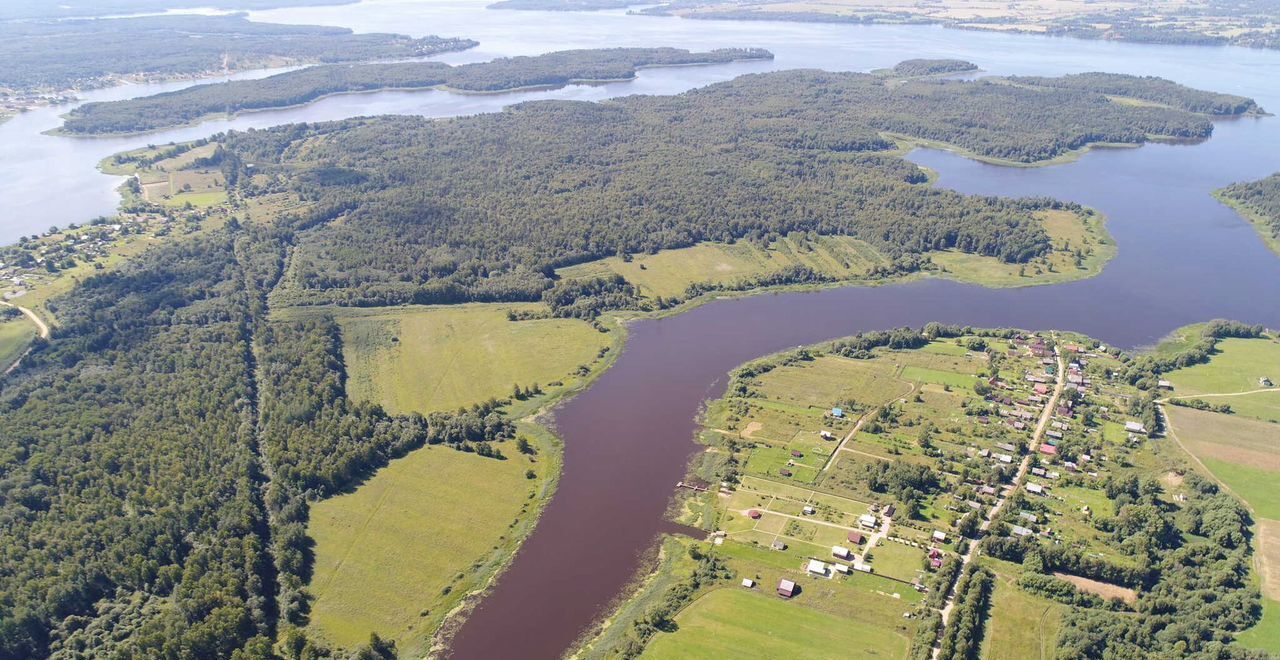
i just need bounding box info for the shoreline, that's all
[1213,189,1280,258]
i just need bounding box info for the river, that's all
[4,1,1280,657]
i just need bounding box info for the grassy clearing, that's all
[0,315,37,371]
[314,303,612,415]
[307,441,547,655]
[1165,336,1280,396]
[931,209,1115,288]
[981,563,1066,660]
[642,588,907,659]
[557,233,887,300]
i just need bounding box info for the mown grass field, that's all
[0,315,36,371]
[327,303,612,414]
[306,443,544,655]
[558,233,888,300]
[642,588,907,659]
[981,562,1066,660]
[1166,405,1280,519]
[1166,336,1280,396]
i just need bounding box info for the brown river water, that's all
[3,1,1280,656]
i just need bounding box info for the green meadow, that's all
[325,303,612,414]
[306,440,548,655]
[642,588,907,659]
[557,233,887,300]
[0,315,36,371]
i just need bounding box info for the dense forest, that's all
[890,59,978,77]
[60,48,773,135]
[1008,72,1262,115]
[0,221,513,657]
[214,67,1222,308]
[1219,172,1280,248]
[0,14,475,91]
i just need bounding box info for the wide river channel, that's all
[5,1,1280,657]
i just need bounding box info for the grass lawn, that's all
[328,303,612,414]
[0,315,36,371]
[1165,337,1280,396]
[981,567,1066,660]
[558,233,887,300]
[866,540,926,583]
[899,365,974,389]
[1237,598,1280,654]
[306,444,542,655]
[642,588,908,659]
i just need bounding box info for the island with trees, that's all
[578,321,1276,659]
[0,65,1266,657]
[58,47,774,135]
[1218,172,1280,257]
[0,14,475,120]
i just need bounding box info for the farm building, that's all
[777,579,796,598]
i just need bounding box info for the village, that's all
[637,327,1172,656]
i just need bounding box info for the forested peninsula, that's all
[0,65,1255,657]
[211,69,1224,309]
[1218,173,1280,256]
[0,14,475,93]
[59,48,774,135]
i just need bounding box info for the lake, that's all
[3,1,1280,657]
